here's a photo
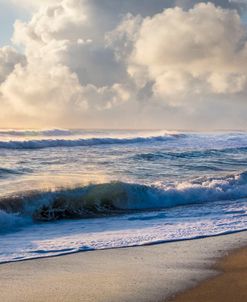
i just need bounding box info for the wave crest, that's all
[0,170,247,227]
[0,134,184,150]
[0,129,78,137]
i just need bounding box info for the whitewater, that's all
[0,129,247,263]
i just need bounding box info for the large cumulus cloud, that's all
[0,0,247,129]
[0,0,135,127]
[112,3,247,102]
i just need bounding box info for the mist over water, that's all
[0,129,247,263]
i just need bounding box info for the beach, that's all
[2,231,247,302]
[2,0,247,300]
[170,245,247,302]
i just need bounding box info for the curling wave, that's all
[1,170,247,232]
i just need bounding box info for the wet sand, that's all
[1,232,247,302]
[169,245,247,302]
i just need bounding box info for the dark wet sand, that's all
[169,246,247,302]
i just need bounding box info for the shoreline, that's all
[1,231,247,302]
[2,229,247,265]
[169,246,247,302]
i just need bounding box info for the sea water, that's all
[0,129,247,263]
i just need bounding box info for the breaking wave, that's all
[1,170,247,232]
[0,134,185,150]
[0,211,30,233]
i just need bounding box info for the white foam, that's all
[0,197,246,263]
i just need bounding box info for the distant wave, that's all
[133,147,247,161]
[0,134,185,150]
[1,170,247,232]
[0,129,179,137]
[0,168,18,177]
[0,167,30,178]
[0,129,82,137]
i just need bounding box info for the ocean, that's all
[0,129,247,263]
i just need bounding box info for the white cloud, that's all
[112,3,247,102]
[0,46,26,84]
[1,1,247,129]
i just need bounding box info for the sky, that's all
[0,0,247,130]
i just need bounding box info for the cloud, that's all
[0,0,133,125]
[0,46,26,83]
[109,3,247,104]
[0,1,247,129]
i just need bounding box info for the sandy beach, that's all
[1,0,247,301]
[1,231,247,302]
[169,245,247,302]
